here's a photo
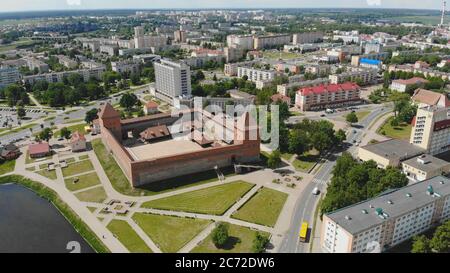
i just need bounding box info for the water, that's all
[0,183,94,253]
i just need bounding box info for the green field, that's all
[232,187,288,227]
[65,173,101,192]
[62,160,94,177]
[378,116,412,140]
[54,123,88,137]
[132,213,211,252]
[107,219,152,253]
[0,160,15,175]
[191,224,269,253]
[74,186,108,203]
[292,153,320,173]
[36,169,57,180]
[141,181,254,215]
[263,51,300,60]
[0,38,36,53]
[391,15,442,25]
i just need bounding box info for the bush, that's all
[212,222,229,248]
[252,232,270,253]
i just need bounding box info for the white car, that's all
[312,187,320,195]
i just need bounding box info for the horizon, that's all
[0,0,447,13]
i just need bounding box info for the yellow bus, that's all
[299,221,308,242]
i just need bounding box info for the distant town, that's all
[0,6,449,254]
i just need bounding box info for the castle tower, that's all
[234,111,260,144]
[98,103,122,141]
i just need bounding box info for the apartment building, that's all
[390,77,429,92]
[410,89,450,156]
[295,82,360,111]
[100,45,118,56]
[292,32,323,44]
[23,66,106,85]
[329,68,377,85]
[174,30,187,43]
[321,176,450,253]
[154,59,192,103]
[57,55,78,69]
[304,64,331,76]
[402,154,450,182]
[134,26,168,50]
[26,58,49,73]
[226,34,254,51]
[224,60,259,76]
[253,34,291,50]
[0,67,20,89]
[237,66,276,83]
[111,60,141,75]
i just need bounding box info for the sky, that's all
[0,0,446,13]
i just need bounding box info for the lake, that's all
[0,183,94,253]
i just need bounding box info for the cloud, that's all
[67,0,82,6]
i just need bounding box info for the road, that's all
[278,104,393,253]
[0,85,150,146]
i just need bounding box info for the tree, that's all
[267,150,282,169]
[252,233,270,253]
[335,129,347,144]
[130,73,141,85]
[211,222,229,248]
[346,112,358,124]
[38,128,52,142]
[288,130,309,156]
[311,131,333,154]
[4,84,23,107]
[429,220,450,253]
[85,108,98,124]
[17,107,26,119]
[411,235,431,253]
[120,93,138,111]
[59,127,72,140]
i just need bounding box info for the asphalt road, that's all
[278,104,393,253]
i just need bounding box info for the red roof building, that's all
[144,101,159,115]
[70,131,87,152]
[295,82,361,111]
[28,142,51,158]
[271,93,291,105]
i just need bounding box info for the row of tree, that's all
[320,153,409,217]
[411,220,450,253]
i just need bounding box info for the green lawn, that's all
[75,186,108,203]
[62,160,94,177]
[0,123,38,137]
[192,224,270,253]
[0,160,15,175]
[54,123,87,136]
[36,169,57,180]
[132,213,211,253]
[92,139,147,196]
[232,187,288,227]
[107,219,152,253]
[79,155,89,160]
[65,172,101,192]
[141,181,254,215]
[263,51,300,60]
[292,153,320,172]
[377,117,412,140]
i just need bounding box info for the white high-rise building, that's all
[154,60,192,103]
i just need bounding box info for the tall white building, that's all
[0,67,20,89]
[410,89,450,155]
[226,34,254,51]
[154,59,192,103]
[134,26,167,50]
[237,66,276,83]
[292,32,324,44]
[321,175,450,253]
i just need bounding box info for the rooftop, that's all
[29,142,50,155]
[392,77,428,85]
[298,82,360,96]
[411,88,450,107]
[360,139,425,161]
[326,176,450,235]
[402,154,450,173]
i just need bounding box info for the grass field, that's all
[232,187,288,227]
[107,219,152,253]
[263,51,300,60]
[54,123,87,137]
[132,213,211,252]
[36,169,57,180]
[0,38,36,53]
[65,173,101,192]
[92,139,148,196]
[0,160,15,175]
[141,181,254,215]
[0,123,38,137]
[74,186,108,203]
[191,224,269,253]
[292,153,320,173]
[377,116,412,140]
[62,160,94,177]
[344,111,370,121]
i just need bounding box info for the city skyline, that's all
[0,0,448,13]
